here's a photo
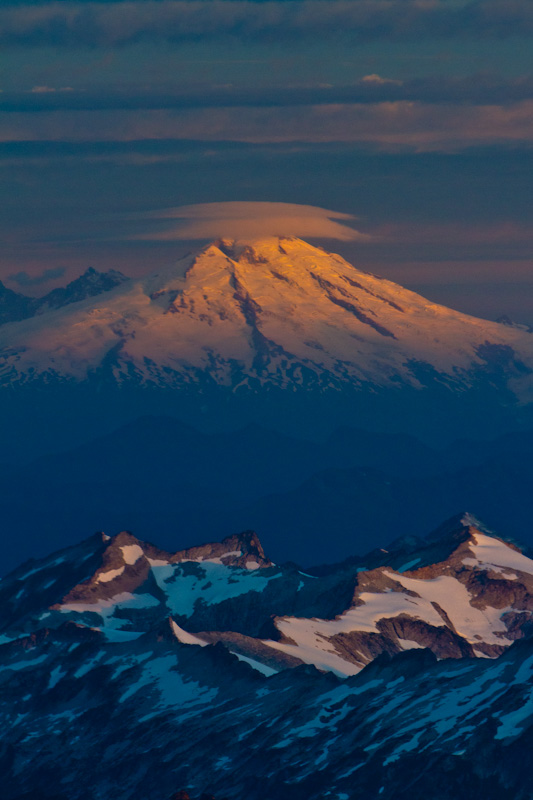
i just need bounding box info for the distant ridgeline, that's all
[0,237,532,462]
[4,414,533,573]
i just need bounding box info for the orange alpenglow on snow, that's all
[0,236,532,397]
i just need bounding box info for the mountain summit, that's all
[0,236,531,397]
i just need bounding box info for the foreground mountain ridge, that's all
[0,236,531,399]
[2,514,533,799]
[3,513,533,677]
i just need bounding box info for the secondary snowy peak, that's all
[261,519,533,676]
[427,510,494,543]
[1,236,532,396]
[0,268,129,329]
[0,529,278,644]
[33,267,129,315]
[56,529,273,608]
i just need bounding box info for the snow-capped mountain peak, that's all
[1,236,532,398]
[0,529,278,646]
[261,516,533,676]
[0,267,129,329]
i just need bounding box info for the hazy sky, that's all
[1,0,533,322]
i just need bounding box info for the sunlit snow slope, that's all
[265,522,533,676]
[0,237,531,397]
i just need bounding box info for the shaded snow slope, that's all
[3,516,533,799]
[2,611,533,799]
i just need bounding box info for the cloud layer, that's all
[1,1,531,325]
[2,1,533,47]
[3,75,533,112]
[3,100,533,151]
[138,201,366,241]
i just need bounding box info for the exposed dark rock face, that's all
[36,268,128,312]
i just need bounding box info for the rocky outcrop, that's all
[167,530,273,570]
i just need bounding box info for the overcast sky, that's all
[1,0,532,322]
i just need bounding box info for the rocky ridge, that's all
[0,267,128,327]
[2,514,533,799]
[3,514,533,677]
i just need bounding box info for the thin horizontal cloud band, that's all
[132,201,366,241]
[2,0,533,47]
[2,101,533,151]
[3,76,533,112]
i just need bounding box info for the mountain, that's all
[264,513,533,674]
[0,267,128,327]
[2,514,533,799]
[0,237,531,394]
[1,236,532,462]
[32,266,129,314]
[0,528,351,653]
[5,514,533,676]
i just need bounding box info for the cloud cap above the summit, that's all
[135,201,368,242]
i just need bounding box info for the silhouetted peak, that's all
[426,511,492,543]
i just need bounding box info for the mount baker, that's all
[0,236,531,397]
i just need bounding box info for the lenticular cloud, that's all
[140,201,366,241]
